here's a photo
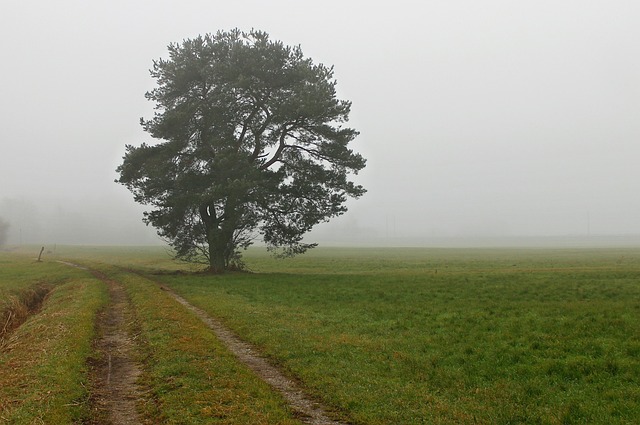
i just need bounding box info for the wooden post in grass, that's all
[37,246,44,262]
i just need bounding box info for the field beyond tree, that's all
[1,246,639,424]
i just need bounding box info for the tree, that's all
[0,218,8,247]
[117,29,366,273]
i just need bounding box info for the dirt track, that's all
[87,271,142,425]
[61,262,345,424]
[161,284,347,425]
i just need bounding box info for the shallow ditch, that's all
[0,284,52,350]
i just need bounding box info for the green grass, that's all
[0,252,58,321]
[0,254,108,423]
[3,246,639,423]
[88,264,303,424]
[1,250,303,424]
[155,247,640,424]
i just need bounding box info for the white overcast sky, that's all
[1,0,639,245]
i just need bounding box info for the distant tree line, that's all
[0,218,8,246]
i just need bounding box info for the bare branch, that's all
[260,124,291,169]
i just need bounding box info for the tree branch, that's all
[237,105,260,146]
[198,202,218,228]
[284,143,332,162]
[260,124,290,170]
[249,110,273,161]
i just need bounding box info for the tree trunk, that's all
[200,198,241,273]
[206,227,233,273]
[208,245,226,273]
[200,203,227,273]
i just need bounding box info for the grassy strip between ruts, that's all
[0,257,108,423]
[157,249,640,425]
[95,265,304,424]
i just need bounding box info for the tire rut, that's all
[86,269,143,425]
[61,262,347,424]
[159,284,348,425]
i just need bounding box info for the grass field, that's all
[1,246,640,424]
[106,265,303,424]
[0,251,108,423]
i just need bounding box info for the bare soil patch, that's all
[160,284,347,425]
[87,270,143,425]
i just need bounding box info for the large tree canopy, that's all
[117,29,366,272]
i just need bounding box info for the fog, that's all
[1,1,639,247]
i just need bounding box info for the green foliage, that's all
[117,29,366,272]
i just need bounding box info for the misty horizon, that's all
[2,1,639,248]
[2,193,640,248]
